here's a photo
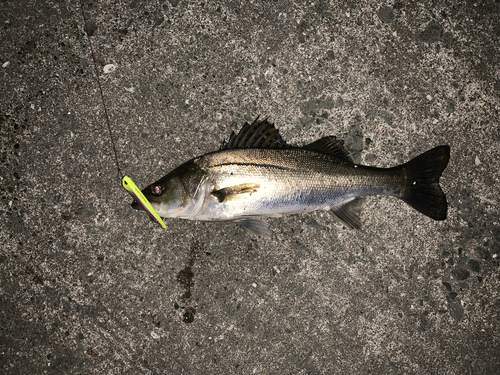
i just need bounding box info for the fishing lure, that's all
[122,176,166,228]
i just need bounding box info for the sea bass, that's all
[132,118,450,236]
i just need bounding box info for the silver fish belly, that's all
[132,118,450,236]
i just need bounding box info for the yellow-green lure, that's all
[122,176,166,229]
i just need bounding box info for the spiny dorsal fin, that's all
[220,117,287,150]
[304,136,353,163]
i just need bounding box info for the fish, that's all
[132,117,450,236]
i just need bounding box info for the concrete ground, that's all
[1,0,499,374]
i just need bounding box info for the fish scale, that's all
[195,148,404,220]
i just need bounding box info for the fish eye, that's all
[151,184,164,196]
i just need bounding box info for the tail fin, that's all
[398,145,450,220]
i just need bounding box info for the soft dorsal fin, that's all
[220,117,287,150]
[304,136,353,163]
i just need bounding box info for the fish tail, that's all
[397,145,450,220]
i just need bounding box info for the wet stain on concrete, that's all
[176,244,198,323]
[177,266,194,300]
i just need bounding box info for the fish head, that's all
[132,173,185,218]
[131,161,209,219]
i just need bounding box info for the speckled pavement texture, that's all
[1,0,499,374]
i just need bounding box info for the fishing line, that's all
[79,0,166,228]
[79,0,122,178]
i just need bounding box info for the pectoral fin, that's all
[211,183,260,203]
[331,197,363,230]
[233,217,270,237]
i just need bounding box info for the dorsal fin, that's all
[220,117,287,150]
[304,136,353,163]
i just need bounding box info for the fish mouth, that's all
[131,200,162,213]
[131,201,142,211]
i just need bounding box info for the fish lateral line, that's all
[209,161,293,171]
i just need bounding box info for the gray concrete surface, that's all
[1,0,499,374]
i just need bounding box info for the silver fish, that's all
[132,118,450,236]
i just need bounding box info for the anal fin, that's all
[233,217,270,237]
[331,197,364,230]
